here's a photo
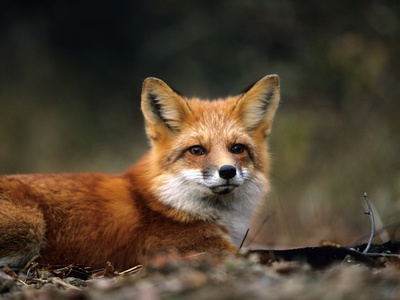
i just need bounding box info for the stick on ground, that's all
[363,193,375,254]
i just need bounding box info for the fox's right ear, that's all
[141,78,192,140]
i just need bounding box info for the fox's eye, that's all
[189,145,206,156]
[231,144,245,154]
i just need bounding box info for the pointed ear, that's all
[141,77,192,139]
[233,75,280,137]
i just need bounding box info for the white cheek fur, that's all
[156,169,268,247]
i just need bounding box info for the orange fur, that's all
[0,75,280,270]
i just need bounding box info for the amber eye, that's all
[189,145,206,156]
[231,144,245,154]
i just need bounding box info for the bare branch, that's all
[239,228,250,249]
[245,215,270,247]
[363,193,375,254]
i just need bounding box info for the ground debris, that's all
[2,241,400,299]
[249,239,400,269]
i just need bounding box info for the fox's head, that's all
[141,75,280,245]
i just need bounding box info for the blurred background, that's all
[1,0,399,248]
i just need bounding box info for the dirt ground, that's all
[2,249,400,300]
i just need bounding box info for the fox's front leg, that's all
[0,180,46,269]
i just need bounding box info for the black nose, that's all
[218,165,237,180]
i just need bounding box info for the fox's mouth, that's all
[210,185,238,195]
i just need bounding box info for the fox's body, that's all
[0,75,280,270]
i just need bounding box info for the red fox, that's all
[0,75,280,270]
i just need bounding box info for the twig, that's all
[185,252,206,259]
[239,228,250,249]
[363,253,400,257]
[17,279,29,286]
[245,215,270,247]
[49,277,83,291]
[118,265,143,276]
[363,193,375,254]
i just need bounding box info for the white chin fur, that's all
[156,169,267,247]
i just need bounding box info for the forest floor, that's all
[2,245,400,300]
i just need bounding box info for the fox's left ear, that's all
[233,75,280,137]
